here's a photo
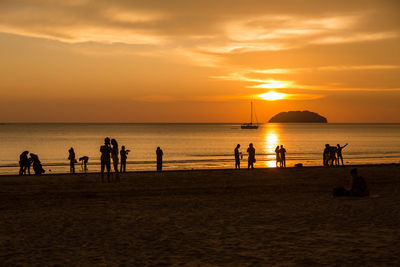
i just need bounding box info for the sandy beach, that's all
[1,164,399,266]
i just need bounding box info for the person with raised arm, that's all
[337,143,348,166]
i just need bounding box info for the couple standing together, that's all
[275,145,287,168]
[234,143,256,169]
[100,137,128,183]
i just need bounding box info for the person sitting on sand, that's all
[100,137,112,183]
[337,143,348,166]
[68,147,76,174]
[333,168,369,197]
[275,146,281,168]
[111,139,120,182]
[120,146,130,173]
[30,153,45,175]
[348,168,369,197]
[234,144,241,169]
[280,145,287,168]
[79,156,89,172]
[247,143,256,169]
[156,147,163,171]
[19,150,30,175]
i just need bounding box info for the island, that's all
[268,110,327,123]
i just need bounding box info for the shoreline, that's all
[2,162,399,178]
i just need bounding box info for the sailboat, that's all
[241,101,259,129]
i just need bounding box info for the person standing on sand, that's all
[323,144,330,166]
[280,145,287,168]
[156,147,163,171]
[68,147,76,174]
[234,144,241,169]
[100,137,112,183]
[275,146,281,168]
[337,143,348,166]
[247,143,255,169]
[111,139,120,182]
[120,145,130,173]
[329,146,337,166]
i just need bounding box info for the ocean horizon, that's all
[1,123,400,175]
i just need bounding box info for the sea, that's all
[0,123,399,175]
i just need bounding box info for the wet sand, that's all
[0,165,399,266]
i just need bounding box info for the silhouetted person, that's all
[337,143,348,166]
[329,146,337,166]
[68,147,76,174]
[30,153,45,175]
[247,143,255,169]
[234,144,241,169]
[275,146,281,168]
[156,147,163,171]
[79,156,89,172]
[349,168,369,197]
[333,168,369,197]
[100,137,111,183]
[323,144,330,166]
[111,139,120,182]
[19,151,30,175]
[280,145,287,168]
[120,146,130,173]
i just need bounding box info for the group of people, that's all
[234,143,288,169]
[323,143,348,167]
[98,137,163,183]
[234,143,256,169]
[68,148,89,174]
[99,138,127,183]
[19,151,45,175]
[18,141,350,176]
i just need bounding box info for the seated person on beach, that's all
[333,168,369,197]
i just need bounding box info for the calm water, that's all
[0,123,399,174]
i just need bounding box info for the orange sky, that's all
[0,0,399,122]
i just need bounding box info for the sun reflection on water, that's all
[263,125,280,168]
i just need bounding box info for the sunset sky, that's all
[0,0,399,122]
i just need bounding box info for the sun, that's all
[259,91,286,101]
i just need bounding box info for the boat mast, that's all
[251,101,253,124]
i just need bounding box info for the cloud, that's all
[313,32,398,44]
[212,72,317,90]
[250,65,400,74]
[0,1,398,54]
